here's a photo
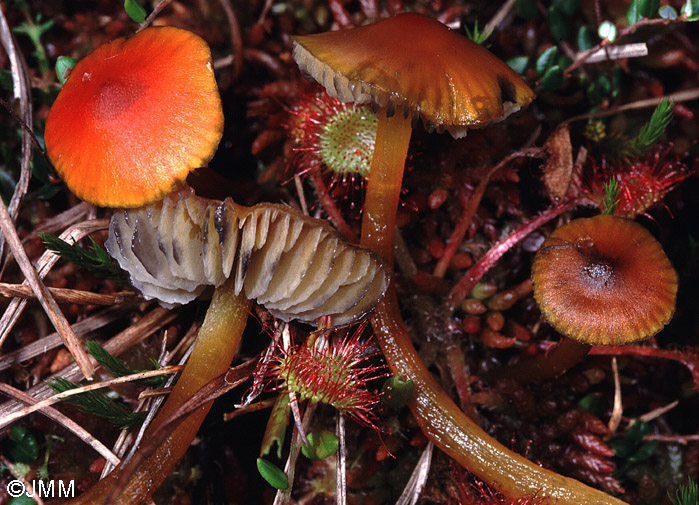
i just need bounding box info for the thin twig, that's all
[0,307,176,421]
[445,200,578,311]
[0,366,182,429]
[0,382,120,466]
[336,413,347,505]
[433,149,541,278]
[137,0,172,31]
[0,7,33,258]
[565,16,678,76]
[0,219,109,349]
[0,305,127,373]
[608,357,622,434]
[218,0,244,81]
[0,282,138,305]
[484,0,517,35]
[0,199,94,379]
[566,88,699,124]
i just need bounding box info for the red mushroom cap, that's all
[292,13,535,138]
[45,27,223,208]
[531,214,678,345]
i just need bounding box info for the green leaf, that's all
[627,0,659,23]
[577,26,595,51]
[552,0,580,17]
[0,67,13,92]
[640,0,660,17]
[668,478,698,505]
[382,375,415,409]
[598,21,617,41]
[541,65,564,91]
[682,0,699,21]
[55,56,76,85]
[124,0,147,23]
[260,395,290,459]
[0,170,16,206]
[301,431,339,460]
[547,6,570,41]
[536,46,559,76]
[586,75,611,105]
[516,0,538,19]
[8,426,40,464]
[577,393,605,416]
[627,0,643,24]
[659,5,678,19]
[626,419,651,442]
[8,495,38,505]
[257,458,289,490]
[506,56,529,74]
[40,233,123,281]
[46,377,146,430]
[628,440,659,463]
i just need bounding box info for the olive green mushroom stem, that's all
[360,108,413,264]
[359,117,626,503]
[370,286,628,505]
[67,279,251,505]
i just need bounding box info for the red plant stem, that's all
[308,167,359,243]
[488,338,591,385]
[445,201,577,311]
[370,285,629,504]
[66,280,251,505]
[433,149,537,278]
[589,345,699,391]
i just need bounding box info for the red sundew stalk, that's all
[589,345,699,391]
[445,200,579,311]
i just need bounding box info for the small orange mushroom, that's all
[293,12,535,262]
[45,27,223,208]
[532,214,678,345]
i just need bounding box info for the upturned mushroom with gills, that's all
[293,12,628,505]
[44,27,386,505]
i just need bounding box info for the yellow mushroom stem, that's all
[370,286,628,504]
[67,279,250,505]
[360,108,413,265]
[358,116,627,503]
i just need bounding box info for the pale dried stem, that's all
[0,200,94,378]
[0,7,33,257]
[0,305,127,373]
[0,219,109,348]
[0,307,176,421]
[0,282,137,305]
[218,0,243,81]
[566,88,699,124]
[0,366,183,429]
[0,382,120,466]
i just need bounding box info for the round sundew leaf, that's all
[44,27,223,208]
[292,13,535,135]
[531,214,678,345]
[301,431,340,460]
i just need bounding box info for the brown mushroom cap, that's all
[45,27,223,208]
[531,214,678,345]
[292,13,535,138]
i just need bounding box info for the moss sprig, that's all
[40,233,123,281]
[46,377,145,430]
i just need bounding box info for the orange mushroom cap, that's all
[531,214,678,345]
[292,13,535,138]
[45,27,223,208]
